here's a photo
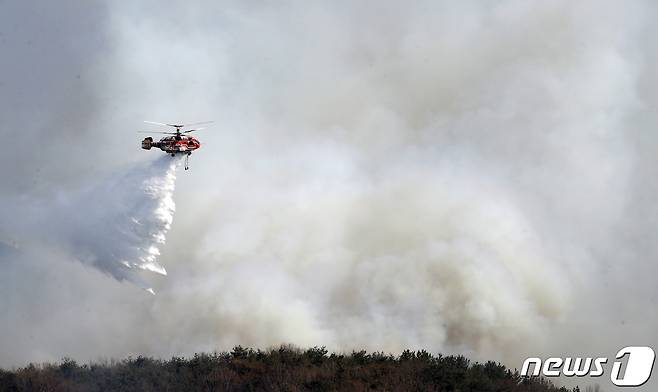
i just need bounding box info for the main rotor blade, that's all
[184,121,214,127]
[143,121,172,127]
[182,127,205,133]
[137,131,178,135]
[144,120,213,130]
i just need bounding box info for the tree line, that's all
[0,345,581,391]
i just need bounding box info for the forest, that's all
[0,346,582,391]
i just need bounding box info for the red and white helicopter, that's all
[139,121,212,170]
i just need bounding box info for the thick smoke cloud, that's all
[2,0,658,389]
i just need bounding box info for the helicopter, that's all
[139,121,212,170]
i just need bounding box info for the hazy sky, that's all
[2,1,658,389]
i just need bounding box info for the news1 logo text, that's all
[521,346,655,387]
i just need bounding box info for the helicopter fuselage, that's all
[141,135,201,155]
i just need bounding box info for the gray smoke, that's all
[2,0,658,389]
